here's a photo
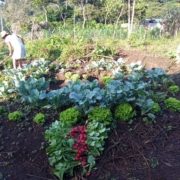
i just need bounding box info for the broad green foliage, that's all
[88,107,112,125]
[115,103,136,122]
[87,121,109,169]
[68,80,105,113]
[17,77,49,104]
[164,97,180,112]
[8,111,23,122]
[59,107,82,126]
[45,121,78,180]
[33,113,45,124]
[168,85,180,94]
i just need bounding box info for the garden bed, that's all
[0,50,180,180]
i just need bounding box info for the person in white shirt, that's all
[1,30,26,69]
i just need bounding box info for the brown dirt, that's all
[0,49,180,180]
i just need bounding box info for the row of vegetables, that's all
[0,59,180,179]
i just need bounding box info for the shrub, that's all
[88,107,112,125]
[168,85,180,94]
[151,102,161,113]
[164,97,180,112]
[115,103,135,122]
[8,111,23,122]
[59,107,82,126]
[33,113,45,124]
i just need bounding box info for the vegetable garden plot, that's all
[0,59,180,180]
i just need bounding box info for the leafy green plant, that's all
[151,102,161,113]
[115,103,136,122]
[8,111,23,122]
[164,97,180,112]
[33,113,45,124]
[87,121,109,171]
[88,107,112,125]
[45,121,78,179]
[101,76,112,85]
[168,85,180,95]
[59,107,82,126]
[17,77,49,104]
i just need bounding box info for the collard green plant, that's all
[17,77,49,104]
[59,107,82,126]
[8,111,23,122]
[88,107,112,125]
[68,80,105,113]
[115,103,136,122]
[164,97,180,112]
[33,113,45,124]
[45,121,78,179]
[87,121,109,165]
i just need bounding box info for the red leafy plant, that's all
[70,125,88,166]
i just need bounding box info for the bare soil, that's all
[0,49,180,180]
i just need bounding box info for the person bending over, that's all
[1,30,26,69]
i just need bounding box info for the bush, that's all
[164,97,180,112]
[88,107,112,125]
[168,85,180,94]
[8,111,23,122]
[33,113,45,124]
[115,103,135,122]
[59,107,82,126]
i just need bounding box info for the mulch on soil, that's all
[0,50,180,180]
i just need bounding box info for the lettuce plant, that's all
[88,107,112,125]
[115,103,136,122]
[8,111,23,122]
[164,97,180,112]
[33,113,45,124]
[168,85,180,95]
[59,107,82,126]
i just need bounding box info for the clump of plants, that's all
[59,107,82,126]
[115,103,136,122]
[45,121,78,179]
[88,107,112,125]
[8,111,23,122]
[33,113,45,124]
[168,85,180,95]
[164,97,180,112]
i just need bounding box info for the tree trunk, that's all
[81,1,86,29]
[42,6,48,23]
[113,7,124,38]
[130,0,136,33]
[127,0,131,38]
[73,6,76,40]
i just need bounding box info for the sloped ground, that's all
[0,50,180,180]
